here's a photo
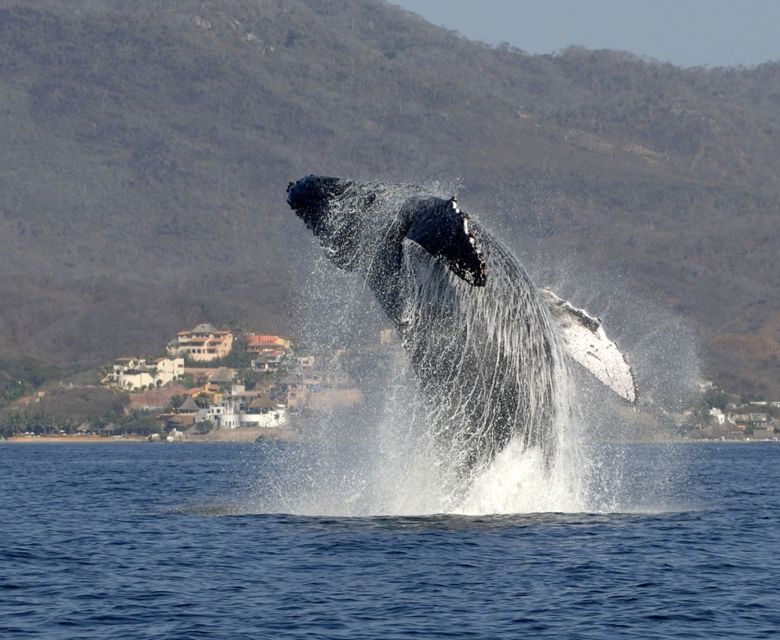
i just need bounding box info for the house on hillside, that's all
[272,380,308,409]
[193,384,287,429]
[154,357,185,381]
[296,355,315,369]
[246,334,293,355]
[251,350,286,373]
[246,334,293,373]
[176,397,200,415]
[729,412,769,428]
[169,396,200,429]
[102,357,184,391]
[167,324,234,362]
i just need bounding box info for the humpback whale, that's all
[286,175,635,480]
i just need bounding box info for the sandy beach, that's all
[2,427,299,444]
[3,435,149,444]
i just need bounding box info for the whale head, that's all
[287,175,489,286]
[287,175,380,271]
[287,175,346,232]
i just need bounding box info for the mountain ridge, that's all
[1,0,778,394]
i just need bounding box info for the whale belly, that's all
[394,239,565,477]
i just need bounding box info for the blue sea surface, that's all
[1,441,778,639]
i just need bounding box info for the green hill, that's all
[1,0,779,395]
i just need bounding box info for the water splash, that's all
[255,180,688,516]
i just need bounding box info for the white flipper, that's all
[541,289,637,403]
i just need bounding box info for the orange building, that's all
[245,334,292,354]
[168,324,234,362]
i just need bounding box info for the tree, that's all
[703,389,729,411]
[122,412,159,436]
[168,394,185,411]
[195,393,210,408]
[195,419,214,434]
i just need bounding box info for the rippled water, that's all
[1,442,778,639]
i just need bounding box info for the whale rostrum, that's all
[287,175,636,478]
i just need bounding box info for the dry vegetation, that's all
[0,0,779,394]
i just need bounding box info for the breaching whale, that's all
[286,175,636,479]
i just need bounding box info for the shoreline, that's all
[3,435,149,444]
[2,427,299,444]
[2,430,777,446]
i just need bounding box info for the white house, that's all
[102,357,184,391]
[194,384,287,429]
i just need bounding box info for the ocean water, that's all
[1,441,778,639]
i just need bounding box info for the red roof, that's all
[247,334,288,346]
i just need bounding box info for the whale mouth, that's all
[286,178,307,210]
[286,181,295,205]
[286,176,327,236]
[287,175,347,210]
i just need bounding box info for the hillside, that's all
[0,0,779,394]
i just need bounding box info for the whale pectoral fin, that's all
[541,289,638,403]
[405,197,488,286]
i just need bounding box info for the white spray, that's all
[263,180,592,515]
